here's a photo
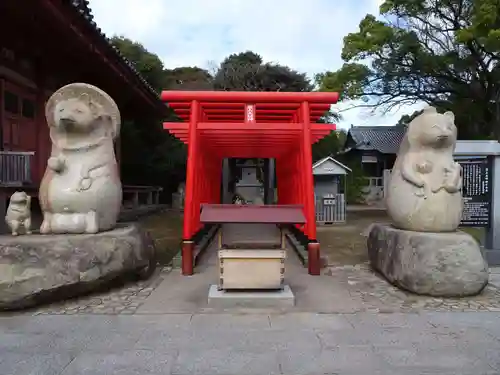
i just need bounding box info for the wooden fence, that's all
[315,193,346,224]
[0,151,34,185]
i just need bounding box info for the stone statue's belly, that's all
[47,166,120,214]
[387,171,462,232]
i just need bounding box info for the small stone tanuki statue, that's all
[385,106,463,232]
[39,83,122,234]
[5,191,32,236]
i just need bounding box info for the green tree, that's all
[342,160,369,204]
[110,36,187,195]
[317,110,342,124]
[212,51,313,92]
[211,51,316,173]
[396,109,423,127]
[164,67,213,90]
[316,0,500,140]
[311,129,347,162]
[110,36,166,90]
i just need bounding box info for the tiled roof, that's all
[67,0,159,99]
[346,126,406,154]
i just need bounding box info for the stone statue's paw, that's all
[47,157,64,172]
[39,221,51,234]
[79,177,92,191]
[85,225,98,234]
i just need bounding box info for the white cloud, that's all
[88,0,423,129]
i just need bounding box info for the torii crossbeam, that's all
[162,90,340,276]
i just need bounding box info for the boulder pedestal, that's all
[0,223,155,310]
[367,224,488,297]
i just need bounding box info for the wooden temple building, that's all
[342,125,406,203]
[0,0,165,210]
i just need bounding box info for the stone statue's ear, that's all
[444,111,455,121]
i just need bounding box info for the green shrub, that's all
[338,158,368,204]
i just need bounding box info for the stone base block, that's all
[0,224,156,310]
[367,224,488,297]
[207,284,295,308]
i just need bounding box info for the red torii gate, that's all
[161,90,340,276]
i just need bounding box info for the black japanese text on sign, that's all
[458,157,492,227]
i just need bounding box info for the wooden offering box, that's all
[200,204,306,291]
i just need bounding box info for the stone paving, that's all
[2,259,500,373]
[3,223,500,374]
[328,263,500,313]
[28,267,171,316]
[21,262,500,316]
[1,312,500,374]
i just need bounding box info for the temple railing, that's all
[122,185,162,207]
[0,151,34,186]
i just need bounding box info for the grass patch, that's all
[459,227,485,244]
[140,210,183,265]
[137,209,487,267]
[316,211,487,266]
[317,212,390,266]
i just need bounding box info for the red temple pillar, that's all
[181,100,200,275]
[294,148,304,231]
[195,147,203,231]
[300,101,320,275]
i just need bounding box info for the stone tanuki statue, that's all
[367,106,488,297]
[5,191,32,236]
[0,83,155,312]
[385,106,463,232]
[39,83,122,234]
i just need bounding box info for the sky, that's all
[87,0,425,129]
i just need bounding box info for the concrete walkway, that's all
[1,312,499,374]
[139,223,366,314]
[1,224,500,374]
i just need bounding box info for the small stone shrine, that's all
[368,106,489,297]
[0,83,155,310]
[235,160,264,204]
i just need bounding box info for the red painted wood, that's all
[161,90,339,103]
[162,90,340,275]
[200,204,306,224]
[1,81,40,184]
[181,241,194,276]
[308,242,321,275]
[300,101,316,240]
[183,100,199,239]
